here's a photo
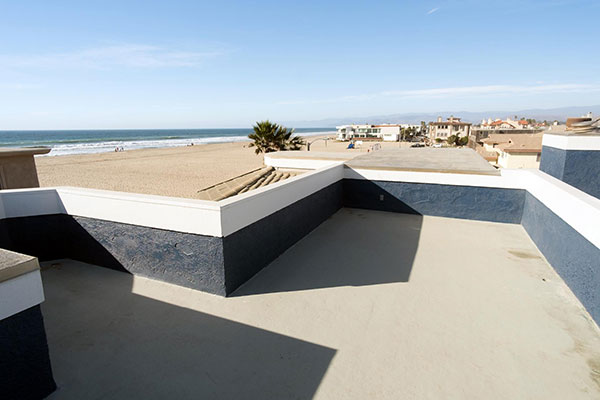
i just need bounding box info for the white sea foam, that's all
[43,130,334,156]
[45,135,248,156]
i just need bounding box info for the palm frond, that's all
[247,120,305,154]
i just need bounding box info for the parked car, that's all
[432,143,443,148]
[410,143,425,148]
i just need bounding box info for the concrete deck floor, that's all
[346,148,500,175]
[41,209,600,399]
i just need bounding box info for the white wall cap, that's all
[56,187,222,237]
[219,163,344,236]
[56,187,220,210]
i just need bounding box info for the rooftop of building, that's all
[40,209,600,399]
[430,121,472,126]
[345,148,499,175]
[474,145,499,161]
[545,124,600,136]
[482,133,543,153]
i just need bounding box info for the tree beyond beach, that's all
[248,121,305,154]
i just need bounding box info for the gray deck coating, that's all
[346,148,500,175]
[41,209,600,399]
[267,150,359,161]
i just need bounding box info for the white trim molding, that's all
[57,187,223,237]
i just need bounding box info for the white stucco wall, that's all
[497,152,541,169]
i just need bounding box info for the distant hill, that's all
[285,105,600,127]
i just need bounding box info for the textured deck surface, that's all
[42,209,600,399]
[346,148,500,175]
[0,248,39,283]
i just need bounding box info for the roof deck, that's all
[41,209,600,399]
[345,148,500,175]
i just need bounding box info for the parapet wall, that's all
[540,133,600,199]
[0,162,599,325]
[0,164,344,296]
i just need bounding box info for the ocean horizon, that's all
[0,128,334,156]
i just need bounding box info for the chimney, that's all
[437,116,442,123]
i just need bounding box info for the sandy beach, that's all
[36,136,411,199]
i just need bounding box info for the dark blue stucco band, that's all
[0,214,228,296]
[539,146,567,180]
[223,181,343,294]
[0,305,57,400]
[73,216,227,295]
[540,146,600,199]
[343,179,525,223]
[521,192,600,323]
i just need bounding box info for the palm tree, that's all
[248,120,305,154]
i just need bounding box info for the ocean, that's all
[0,128,334,156]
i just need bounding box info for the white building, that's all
[479,117,530,130]
[336,124,415,142]
[428,116,471,141]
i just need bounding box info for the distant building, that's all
[479,117,530,130]
[336,124,421,142]
[481,133,543,168]
[428,116,471,141]
[469,117,542,146]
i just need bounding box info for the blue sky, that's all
[1,0,599,129]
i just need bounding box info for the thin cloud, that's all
[277,84,600,105]
[427,7,440,14]
[0,82,42,90]
[0,44,223,69]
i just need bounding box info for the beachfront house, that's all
[428,116,471,141]
[336,124,410,142]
